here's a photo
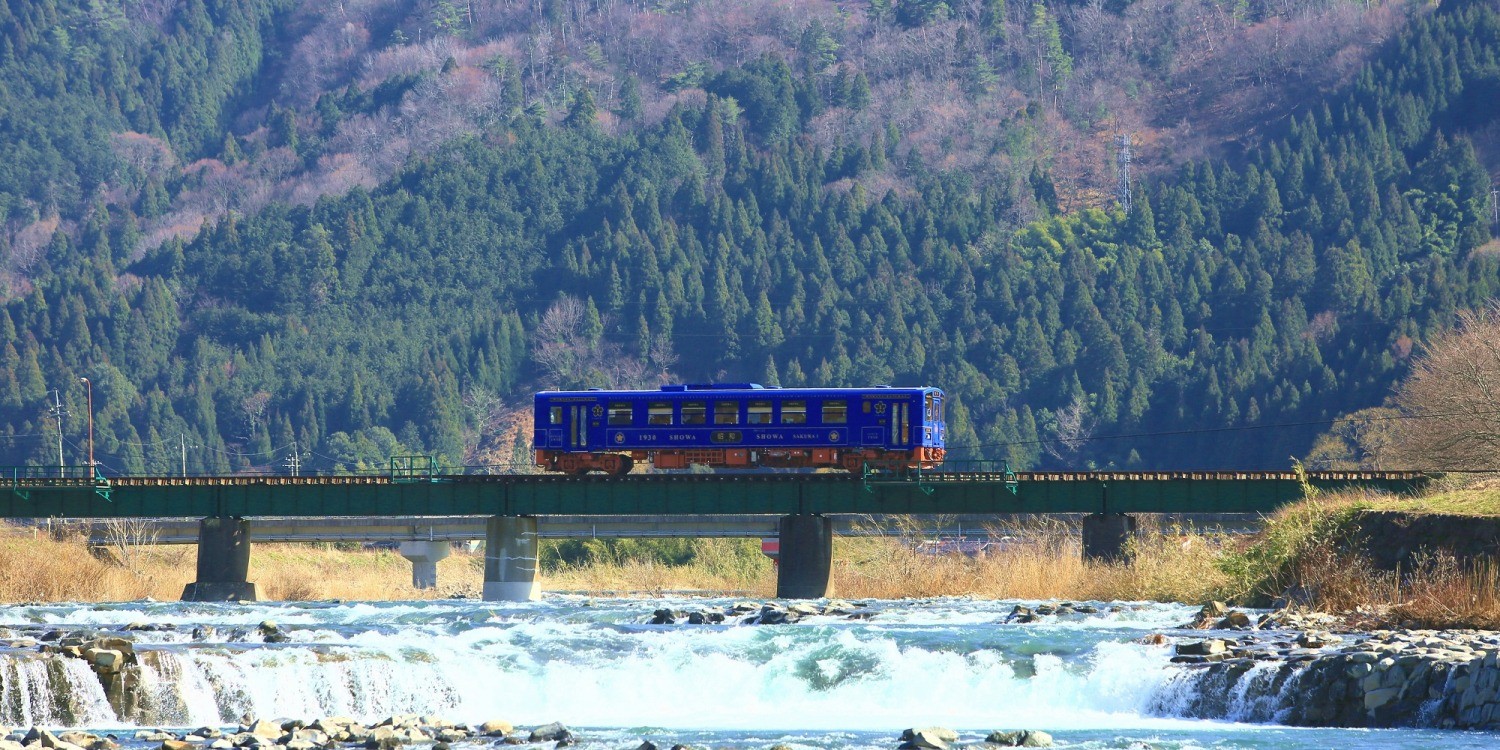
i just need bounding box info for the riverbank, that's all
[3,477,1498,630]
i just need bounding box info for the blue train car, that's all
[534,384,947,474]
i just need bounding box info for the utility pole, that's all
[284,439,301,477]
[79,377,94,473]
[180,433,188,477]
[1116,132,1133,213]
[1492,188,1498,228]
[49,389,65,476]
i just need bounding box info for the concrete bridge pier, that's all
[483,516,540,601]
[1081,513,1137,563]
[399,541,451,589]
[181,517,258,601]
[776,514,833,599]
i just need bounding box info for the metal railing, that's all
[3,465,111,501]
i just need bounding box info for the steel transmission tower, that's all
[1116,133,1133,213]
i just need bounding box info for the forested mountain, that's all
[0,0,1495,473]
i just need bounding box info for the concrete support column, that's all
[776,514,833,599]
[1081,513,1137,563]
[484,516,540,601]
[399,541,451,589]
[182,517,257,602]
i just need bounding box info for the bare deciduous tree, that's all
[99,517,160,572]
[1043,394,1093,461]
[1388,306,1500,469]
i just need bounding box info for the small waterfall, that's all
[0,653,115,727]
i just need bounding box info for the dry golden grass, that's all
[0,525,485,603]
[545,538,775,597]
[249,543,483,601]
[831,518,1229,602]
[0,526,183,602]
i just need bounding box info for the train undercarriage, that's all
[535,447,946,475]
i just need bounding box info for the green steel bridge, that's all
[1,467,1431,518]
[2,465,1433,602]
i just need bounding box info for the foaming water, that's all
[0,597,1494,748]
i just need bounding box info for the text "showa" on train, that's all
[534,384,946,475]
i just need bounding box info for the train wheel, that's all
[601,453,630,476]
[840,454,864,473]
[619,455,636,475]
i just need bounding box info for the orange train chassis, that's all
[536,447,945,475]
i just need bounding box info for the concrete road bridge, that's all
[4,468,1430,602]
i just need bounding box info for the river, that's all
[0,597,1492,749]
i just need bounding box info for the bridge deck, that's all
[1,471,1430,519]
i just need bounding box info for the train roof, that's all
[536,384,941,398]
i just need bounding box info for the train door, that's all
[569,405,589,449]
[889,401,909,448]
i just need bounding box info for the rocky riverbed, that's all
[1,597,1498,749]
[1153,604,1500,729]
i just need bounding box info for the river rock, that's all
[159,741,195,750]
[757,608,792,625]
[1004,605,1037,624]
[24,728,60,748]
[1216,611,1253,630]
[476,722,511,737]
[58,734,114,750]
[1181,602,1227,629]
[1175,639,1227,656]
[635,742,657,750]
[527,723,573,744]
[242,721,280,740]
[362,736,400,750]
[985,730,1054,747]
[0,740,23,750]
[898,727,957,749]
[258,621,289,644]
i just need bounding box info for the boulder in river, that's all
[1215,611,1253,630]
[476,722,512,737]
[898,727,957,749]
[527,723,573,744]
[984,729,1053,747]
[258,621,289,644]
[1175,639,1227,656]
[1181,602,1228,629]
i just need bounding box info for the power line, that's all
[965,405,1500,453]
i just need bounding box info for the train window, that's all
[648,401,673,425]
[682,401,707,425]
[781,400,807,424]
[748,400,772,424]
[549,406,563,425]
[822,400,847,424]
[925,393,934,420]
[608,401,632,426]
[714,401,740,425]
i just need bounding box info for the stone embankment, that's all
[1161,604,1500,729]
[1351,510,1500,571]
